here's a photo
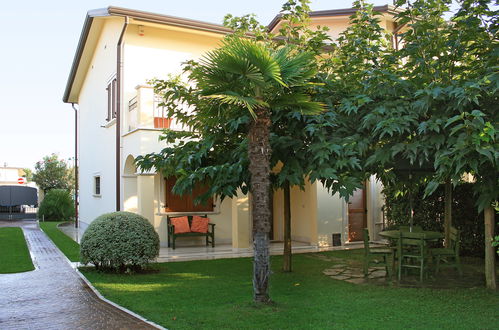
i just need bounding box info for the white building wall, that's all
[77,18,124,229]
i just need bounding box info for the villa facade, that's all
[63,5,401,249]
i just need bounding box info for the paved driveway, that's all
[0,220,158,329]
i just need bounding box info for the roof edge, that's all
[63,6,232,103]
[267,5,400,31]
[62,8,108,103]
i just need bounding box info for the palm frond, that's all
[273,93,325,115]
[204,92,269,119]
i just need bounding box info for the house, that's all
[63,5,401,249]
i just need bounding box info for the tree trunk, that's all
[283,181,292,272]
[444,179,452,248]
[248,108,272,303]
[484,206,496,290]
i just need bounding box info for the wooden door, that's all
[348,187,367,242]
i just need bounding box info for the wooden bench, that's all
[167,215,215,250]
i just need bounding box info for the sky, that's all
[0,0,394,170]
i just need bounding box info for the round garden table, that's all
[379,230,444,241]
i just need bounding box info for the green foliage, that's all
[493,235,499,256]
[383,183,498,257]
[80,212,159,272]
[22,168,33,182]
[32,154,74,194]
[38,189,75,221]
[39,222,80,262]
[0,227,34,273]
[137,35,326,201]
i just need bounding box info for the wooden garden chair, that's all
[430,226,462,277]
[363,228,395,278]
[397,231,429,282]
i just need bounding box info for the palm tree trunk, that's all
[248,108,272,303]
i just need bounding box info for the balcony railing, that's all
[126,85,187,132]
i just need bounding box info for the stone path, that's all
[0,220,158,330]
[323,263,389,285]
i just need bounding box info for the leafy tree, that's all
[33,154,74,194]
[37,189,75,221]
[139,36,323,302]
[333,0,498,289]
[22,168,33,182]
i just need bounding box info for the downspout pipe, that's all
[71,103,79,228]
[116,17,129,211]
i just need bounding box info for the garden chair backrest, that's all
[398,231,426,249]
[449,226,460,254]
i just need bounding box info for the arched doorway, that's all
[123,155,138,213]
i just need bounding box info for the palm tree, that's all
[190,37,323,302]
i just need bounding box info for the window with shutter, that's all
[165,177,213,212]
[106,78,117,121]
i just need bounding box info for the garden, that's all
[22,0,499,327]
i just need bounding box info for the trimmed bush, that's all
[80,211,159,272]
[38,189,75,221]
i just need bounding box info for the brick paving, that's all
[0,220,159,330]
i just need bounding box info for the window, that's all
[106,78,117,121]
[165,177,213,212]
[94,176,101,196]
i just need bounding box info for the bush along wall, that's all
[383,183,498,257]
[37,189,75,221]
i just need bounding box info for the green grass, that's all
[0,227,34,273]
[39,222,80,262]
[81,249,499,329]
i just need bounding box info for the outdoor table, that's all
[379,230,444,281]
[379,230,444,241]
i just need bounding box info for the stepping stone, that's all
[330,264,347,269]
[323,269,342,276]
[331,275,350,280]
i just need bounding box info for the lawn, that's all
[39,221,80,262]
[81,249,499,329]
[0,227,34,273]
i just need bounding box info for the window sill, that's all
[93,194,102,198]
[102,118,116,128]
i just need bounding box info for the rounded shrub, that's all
[80,211,159,272]
[38,189,75,221]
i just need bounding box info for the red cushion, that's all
[171,217,190,234]
[190,216,209,233]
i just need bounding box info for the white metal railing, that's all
[126,86,188,132]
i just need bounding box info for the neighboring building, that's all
[0,166,26,185]
[63,6,400,249]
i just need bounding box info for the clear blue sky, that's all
[0,0,393,169]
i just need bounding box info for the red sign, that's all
[18,177,26,184]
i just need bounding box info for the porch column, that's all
[231,190,250,249]
[137,173,155,224]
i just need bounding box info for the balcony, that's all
[126,85,186,132]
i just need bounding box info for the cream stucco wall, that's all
[77,17,124,230]
[272,180,318,245]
